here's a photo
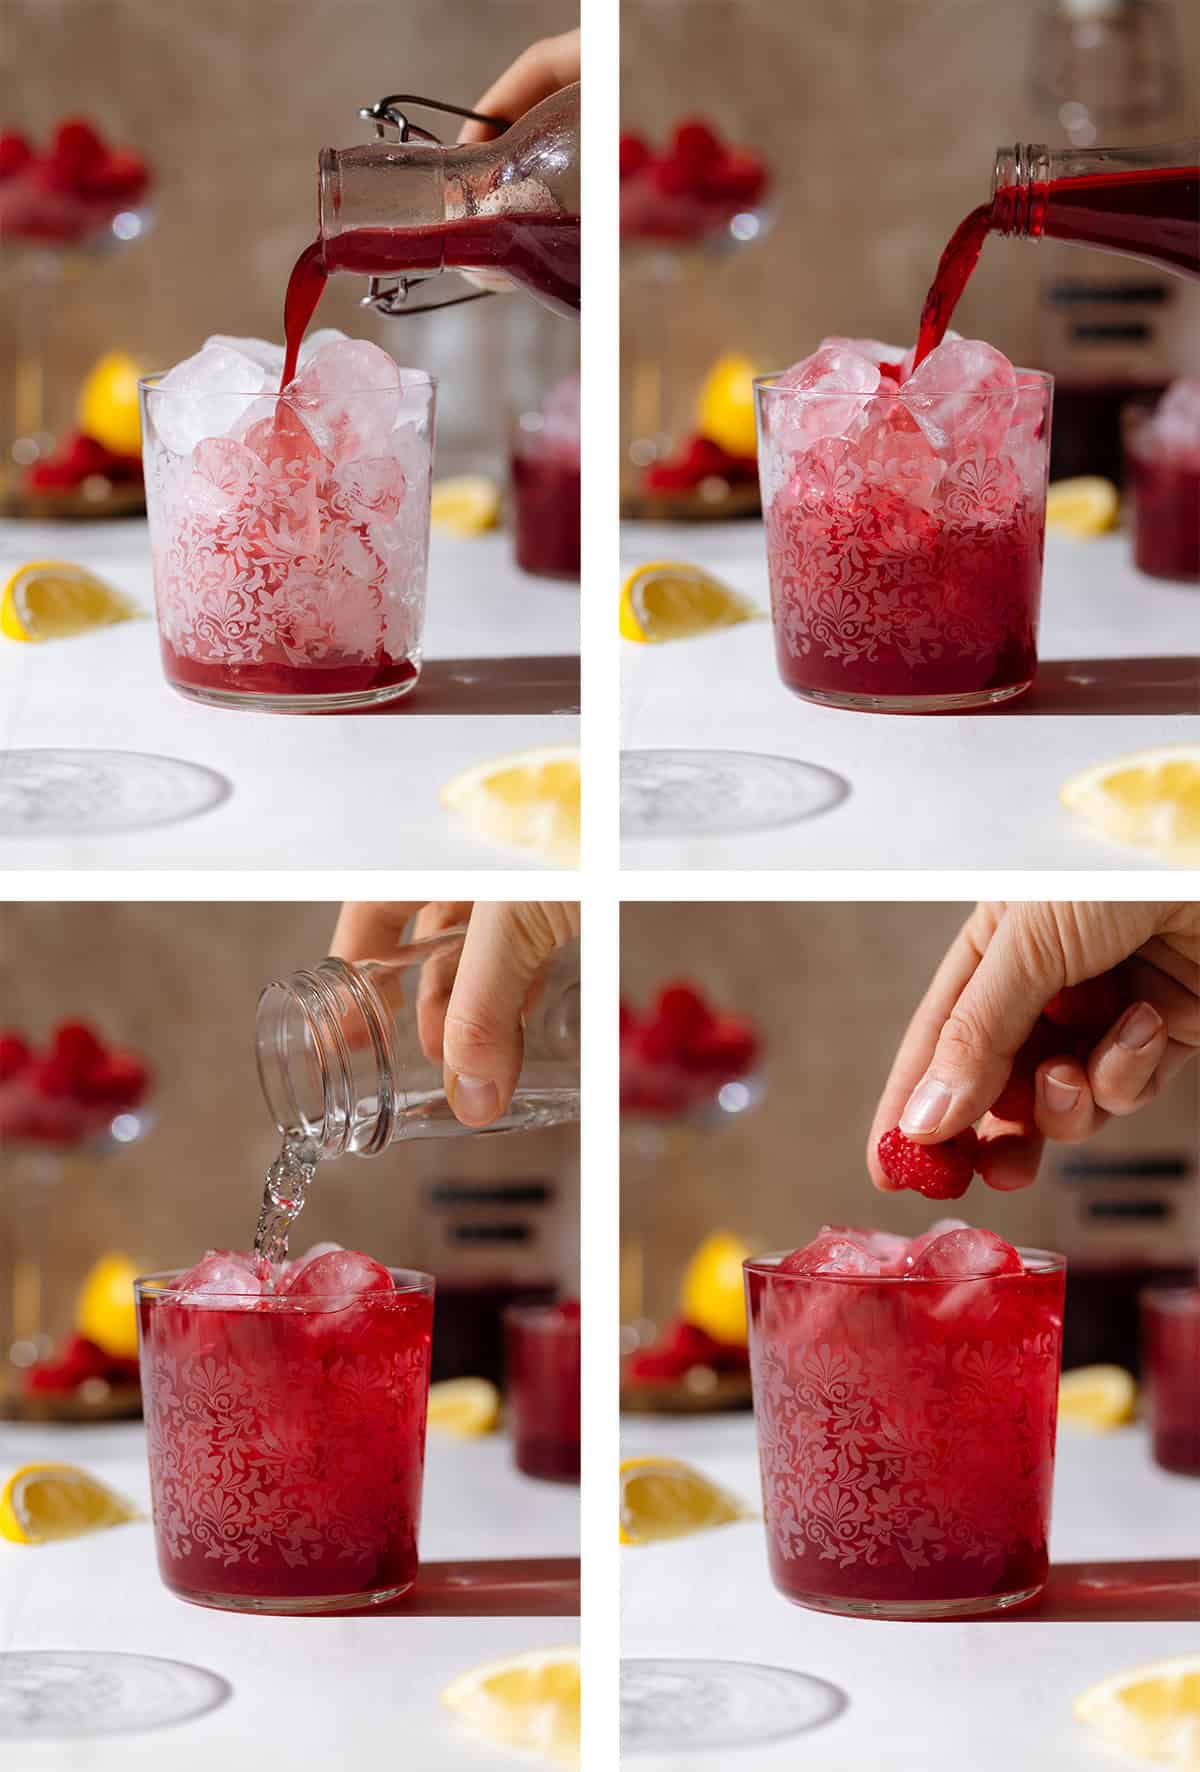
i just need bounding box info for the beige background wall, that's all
[621,0,1200,427]
[0,902,579,1340]
[620,902,1198,1324]
[0,0,578,466]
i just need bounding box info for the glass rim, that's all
[1140,1283,1200,1314]
[134,1263,435,1304]
[753,367,1053,398]
[138,367,438,399]
[744,1245,1066,1286]
[503,1297,582,1332]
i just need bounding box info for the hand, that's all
[331,901,580,1128]
[458,30,581,141]
[868,902,1200,1192]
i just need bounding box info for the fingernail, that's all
[1040,1067,1081,1113]
[447,1073,499,1125]
[1117,1002,1163,1051]
[900,1077,953,1136]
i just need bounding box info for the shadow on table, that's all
[381,1556,581,1617]
[995,1559,1200,1622]
[995,656,1199,716]
[368,656,581,716]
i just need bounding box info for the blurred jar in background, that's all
[1052,1148,1198,1373]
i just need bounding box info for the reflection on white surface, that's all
[621,1657,845,1755]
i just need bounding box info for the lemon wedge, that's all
[620,561,762,643]
[0,561,138,643]
[426,1377,500,1438]
[0,1464,140,1544]
[1059,1365,1137,1431]
[1061,747,1200,867]
[680,1231,751,1346]
[1045,476,1120,537]
[696,353,760,457]
[1075,1656,1200,1768]
[442,1646,580,1768]
[442,745,580,868]
[76,1253,140,1361]
[619,1456,753,1545]
[430,474,501,536]
[78,351,145,456]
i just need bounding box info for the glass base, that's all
[781,680,1033,713]
[621,748,848,840]
[168,1578,415,1615]
[167,675,421,714]
[0,1652,229,1739]
[779,1582,1042,1620]
[0,748,229,836]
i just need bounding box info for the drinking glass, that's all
[504,1300,581,1482]
[135,1265,433,1612]
[140,374,435,712]
[1140,1287,1200,1475]
[745,1247,1066,1618]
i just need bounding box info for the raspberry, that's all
[52,1019,106,1081]
[619,998,635,1040]
[80,147,148,201]
[0,131,33,180]
[989,1071,1036,1123]
[0,1033,31,1081]
[701,149,766,205]
[77,1051,148,1108]
[619,132,651,181]
[630,1017,677,1066]
[671,119,723,175]
[26,1056,76,1100]
[653,982,712,1046]
[651,154,692,198]
[877,1126,979,1200]
[48,117,107,184]
[1043,977,1124,1033]
[681,1016,758,1076]
[627,1316,744,1382]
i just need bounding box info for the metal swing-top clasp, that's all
[356,91,510,316]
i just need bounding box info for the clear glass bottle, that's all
[316,83,580,317]
[1021,0,1199,478]
[256,928,580,1157]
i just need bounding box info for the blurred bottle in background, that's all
[1028,0,1200,481]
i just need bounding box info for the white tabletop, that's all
[0,519,579,871]
[620,1410,1199,1771]
[621,522,1200,870]
[0,1418,579,1768]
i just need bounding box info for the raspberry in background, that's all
[0,131,33,180]
[0,1033,31,1081]
[877,1125,979,1200]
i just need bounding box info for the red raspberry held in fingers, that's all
[1042,976,1124,1033]
[0,1033,31,1081]
[619,132,651,181]
[877,1126,979,1200]
[0,131,34,180]
[989,1070,1037,1124]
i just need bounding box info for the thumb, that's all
[442,902,578,1127]
[899,904,1077,1140]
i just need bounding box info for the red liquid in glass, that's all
[431,1276,558,1388]
[282,212,581,387]
[747,1257,1065,1612]
[138,1282,432,1608]
[160,642,419,704]
[511,446,581,579]
[915,164,1200,371]
[1128,446,1200,581]
[505,1300,581,1483]
[1141,1291,1200,1475]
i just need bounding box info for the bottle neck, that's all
[991,139,1200,268]
[257,933,581,1159]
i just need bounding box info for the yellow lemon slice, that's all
[1061,747,1200,867]
[619,1456,753,1545]
[430,474,501,536]
[620,561,762,643]
[1075,1656,1200,1768]
[0,561,138,643]
[1045,476,1120,537]
[76,1253,140,1361]
[442,1646,580,1768]
[442,745,580,868]
[680,1231,751,1346]
[426,1377,500,1438]
[78,350,145,457]
[1058,1365,1137,1431]
[696,353,760,457]
[0,1464,140,1544]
